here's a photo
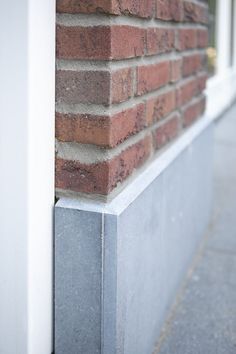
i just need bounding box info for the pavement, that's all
[155,104,236,354]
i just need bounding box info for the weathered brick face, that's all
[56,0,209,199]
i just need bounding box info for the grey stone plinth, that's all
[55,123,214,354]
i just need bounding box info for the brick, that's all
[56,113,111,147]
[57,0,154,18]
[156,0,183,22]
[153,115,179,149]
[136,61,170,96]
[146,28,175,56]
[56,103,146,148]
[184,1,208,24]
[56,25,111,60]
[146,90,176,123]
[197,28,208,48]
[183,53,202,77]
[170,59,182,83]
[56,157,110,195]
[56,136,152,195]
[111,26,145,59]
[111,68,133,104]
[176,28,197,51]
[197,73,208,93]
[56,0,120,14]
[177,78,198,106]
[55,0,210,198]
[109,104,147,146]
[57,25,145,60]
[183,96,206,127]
[56,70,111,105]
[118,0,154,18]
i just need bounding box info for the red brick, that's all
[56,25,111,60]
[183,96,206,127]
[57,0,154,18]
[197,28,208,48]
[136,61,170,96]
[146,28,175,56]
[146,90,176,123]
[56,103,146,148]
[56,70,111,105]
[197,73,208,93]
[118,0,154,18]
[183,53,202,77]
[111,26,145,59]
[111,68,133,104]
[184,1,208,24]
[56,0,120,14]
[153,115,179,149]
[176,28,197,51]
[109,104,147,146]
[177,78,198,106]
[56,113,111,147]
[57,25,145,60]
[56,136,152,195]
[56,158,110,195]
[170,59,182,83]
[156,0,183,22]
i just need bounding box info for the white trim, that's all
[233,0,236,67]
[216,0,232,74]
[0,1,55,354]
[27,1,55,353]
[206,68,236,118]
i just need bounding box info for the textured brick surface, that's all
[146,28,175,55]
[183,54,202,77]
[146,90,176,123]
[56,25,111,60]
[170,59,182,83]
[136,61,170,96]
[56,70,111,105]
[177,29,197,51]
[155,0,183,21]
[153,115,179,149]
[57,0,154,17]
[56,136,151,194]
[177,78,198,106]
[55,0,209,197]
[184,1,208,24]
[57,25,146,60]
[56,0,120,14]
[111,68,133,103]
[56,103,146,147]
[111,26,145,59]
[197,29,208,48]
[118,0,154,18]
[183,96,206,127]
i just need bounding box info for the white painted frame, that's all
[206,0,236,117]
[0,1,55,354]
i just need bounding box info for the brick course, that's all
[56,0,209,198]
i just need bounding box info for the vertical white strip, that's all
[0,2,28,353]
[233,0,236,67]
[28,0,55,353]
[217,0,232,74]
[0,1,55,353]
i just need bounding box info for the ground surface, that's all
[155,104,236,354]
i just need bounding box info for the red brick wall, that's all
[56,0,208,198]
